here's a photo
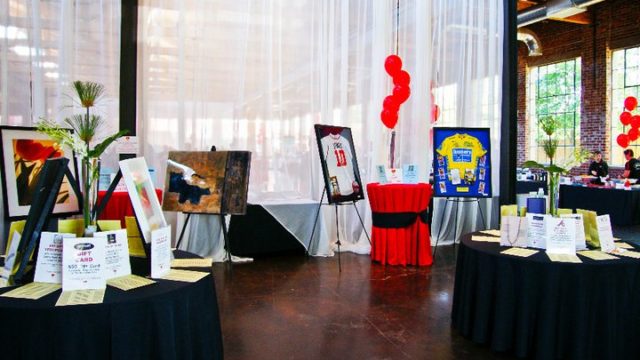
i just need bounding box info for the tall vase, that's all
[81,157,100,236]
[548,172,560,216]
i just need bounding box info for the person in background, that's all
[622,149,640,179]
[588,150,608,180]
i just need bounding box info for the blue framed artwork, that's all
[433,127,491,198]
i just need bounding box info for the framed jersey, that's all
[314,124,364,204]
[433,127,491,198]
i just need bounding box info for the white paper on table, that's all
[526,213,548,249]
[545,217,577,255]
[500,216,527,248]
[1,231,21,283]
[597,215,615,253]
[385,168,403,183]
[151,226,172,278]
[94,229,131,280]
[560,214,587,250]
[34,232,75,284]
[375,165,387,184]
[62,237,106,291]
[403,164,418,184]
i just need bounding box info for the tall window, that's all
[528,58,582,164]
[610,46,640,166]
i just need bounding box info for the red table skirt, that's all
[367,183,433,266]
[96,189,163,227]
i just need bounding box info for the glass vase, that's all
[81,157,100,236]
[547,172,560,216]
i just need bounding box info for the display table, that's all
[0,251,223,360]
[96,189,163,227]
[366,183,433,266]
[516,180,547,194]
[452,234,640,359]
[559,184,640,225]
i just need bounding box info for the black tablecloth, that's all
[0,251,223,360]
[516,180,547,194]
[452,235,640,359]
[228,204,305,257]
[559,185,640,225]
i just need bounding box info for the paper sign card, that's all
[385,168,403,183]
[578,250,619,261]
[403,164,418,184]
[500,216,527,247]
[1,282,61,300]
[545,217,577,255]
[62,237,106,291]
[171,258,213,268]
[56,289,105,306]
[159,269,209,282]
[500,247,538,257]
[94,229,131,280]
[526,213,548,249]
[107,274,156,291]
[547,253,582,263]
[560,214,587,250]
[1,230,21,284]
[34,232,75,284]
[471,235,501,243]
[479,229,501,237]
[597,215,615,253]
[376,165,387,184]
[151,226,172,278]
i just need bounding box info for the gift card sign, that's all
[596,215,615,253]
[526,213,548,249]
[151,226,172,278]
[94,229,131,280]
[34,232,76,284]
[403,164,418,184]
[560,214,587,250]
[62,237,106,291]
[545,217,576,255]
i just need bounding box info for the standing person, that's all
[622,149,640,179]
[588,150,609,178]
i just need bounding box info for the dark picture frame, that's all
[0,126,80,219]
[314,124,364,204]
[433,127,492,198]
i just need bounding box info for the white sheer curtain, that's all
[429,0,504,245]
[137,0,503,251]
[0,0,121,250]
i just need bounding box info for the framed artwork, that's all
[432,127,492,198]
[0,126,80,219]
[163,151,251,215]
[119,157,167,243]
[314,124,364,204]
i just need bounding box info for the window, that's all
[528,58,581,164]
[610,46,640,166]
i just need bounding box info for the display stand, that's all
[13,158,82,284]
[174,213,232,263]
[432,197,486,258]
[307,188,371,272]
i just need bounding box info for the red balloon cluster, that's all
[380,55,411,129]
[617,96,639,148]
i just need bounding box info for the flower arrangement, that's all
[37,81,128,233]
[522,115,589,216]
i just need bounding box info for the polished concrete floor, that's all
[212,245,512,360]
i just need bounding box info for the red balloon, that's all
[384,55,403,77]
[382,95,400,112]
[380,109,398,129]
[629,128,639,141]
[624,96,638,111]
[393,85,411,103]
[617,133,630,148]
[631,115,640,129]
[393,70,411,86]
[620,111,632,125]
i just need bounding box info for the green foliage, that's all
[72,80,105,108]
[539,116,559,137]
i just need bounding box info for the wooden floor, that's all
[212,245,511,360]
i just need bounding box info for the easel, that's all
[307,187,371,272]
[432,197,486,258]
[171,146,234,264]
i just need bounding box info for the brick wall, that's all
[517,0,640,177]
